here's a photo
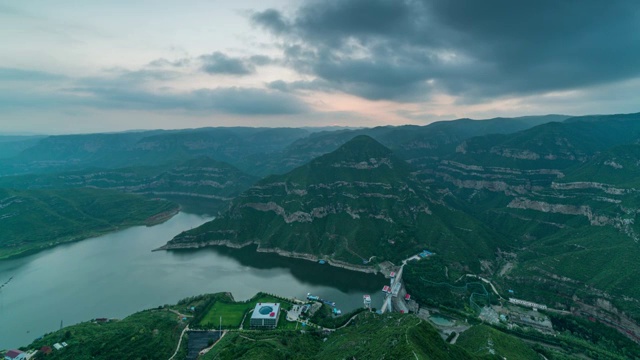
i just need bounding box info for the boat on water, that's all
[306,292,336,307]
[322,300,336,307]
[363,294,372,307]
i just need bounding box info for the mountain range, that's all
[163,135,504,270]
[156,112,640,337]
[3,112,640,343]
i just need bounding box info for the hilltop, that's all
[162,135,504,269]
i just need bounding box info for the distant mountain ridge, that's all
[0,157,257,213]
[0,127,309,176]
[0,115,568,177]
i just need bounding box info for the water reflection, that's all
[171,245,383,293]
[0,213,385,349]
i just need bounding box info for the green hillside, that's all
[0,127,309,177]
[206,312,477,360]
[25,307,188,360]
[559,144,640,187]
[16,291,639,359]
[456,325,539,360]
[165,135,505,268]
[0,188,178,259]
[404,112,640,334]
[0,157,256,214]
[17,293,486,360]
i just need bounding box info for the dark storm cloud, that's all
[198,52,277,75]
[252,9,289,34]
[248,55,274,66]
[252,0,640,102]
[200,52,255,75]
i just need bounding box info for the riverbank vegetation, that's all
[26,308,187,360]
[17,291,640,360]
[308,304,365,329]
[0,188,179,260]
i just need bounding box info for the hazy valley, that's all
[2,113,640,359]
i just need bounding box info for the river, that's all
[0,212,386,349]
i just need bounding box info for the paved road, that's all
[168,324,189,360]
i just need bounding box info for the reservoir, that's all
[0,212,386,349]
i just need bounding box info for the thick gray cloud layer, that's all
[199,52,275,75]
[253,0,640,102]
[0,67,308,115]
[200,52,255,75]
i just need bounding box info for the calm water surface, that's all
[0,212,385,349]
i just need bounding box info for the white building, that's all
[249,303,280,329]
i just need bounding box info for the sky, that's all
[1,0,639,134]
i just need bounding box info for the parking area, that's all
[287,304,304,321]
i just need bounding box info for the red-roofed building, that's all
[404,294,411,301]
[39,346,53,355]
[4,349,26,360]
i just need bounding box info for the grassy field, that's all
[197,293,293,330]
[200,301,249,329]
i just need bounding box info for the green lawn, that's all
[200,301,249,329]
[197,293,293,330]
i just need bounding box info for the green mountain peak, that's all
[165,135,502,267]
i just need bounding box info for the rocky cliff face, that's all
[408,114,640,332]
[165,135,504,267]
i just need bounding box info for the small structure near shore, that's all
[508,298,547,311]
[249,303,281,329]
[3,349,26,360]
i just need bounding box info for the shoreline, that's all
[0,205,181,262]
[156,240,379,275]
[145,206,181,226]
